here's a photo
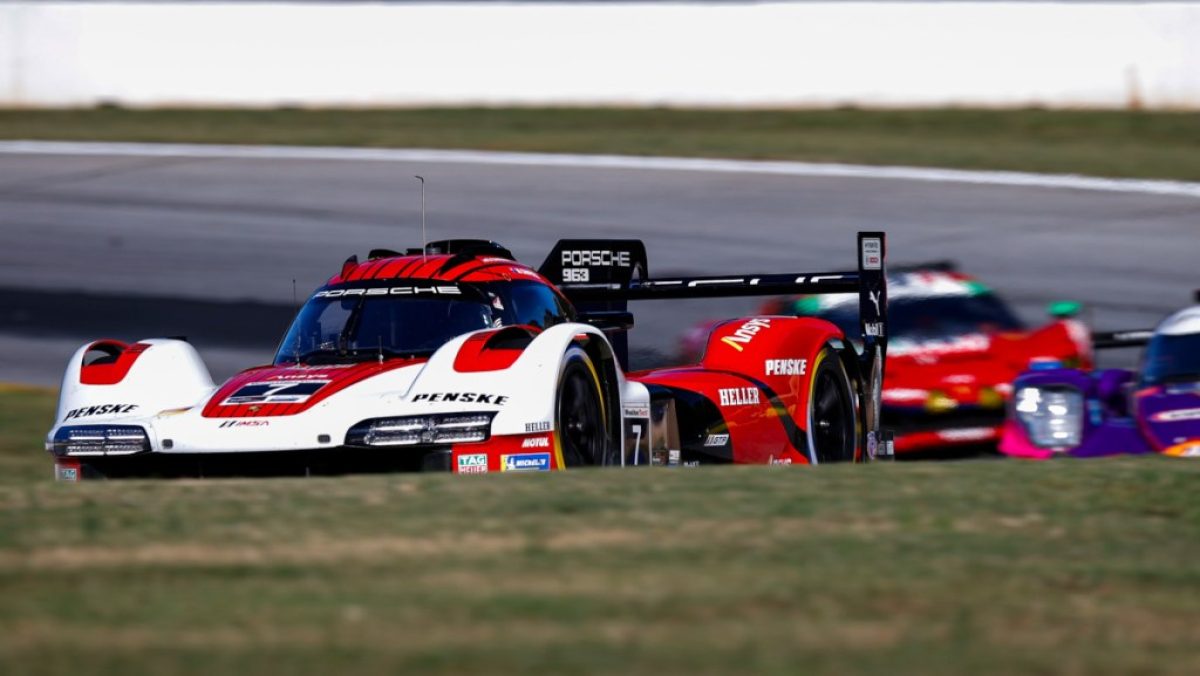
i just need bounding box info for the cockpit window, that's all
[1142,333,1200,385]
[485,281,574,329]
[274,281,573,365]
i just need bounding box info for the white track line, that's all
[2,140,1199,199]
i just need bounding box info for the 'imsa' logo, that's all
[501,452,551,472]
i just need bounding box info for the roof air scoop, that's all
[425,240,515,260]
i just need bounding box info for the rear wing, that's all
[540,232,892,458]
[1093,330,1153,350]
[1088,289,1198,350]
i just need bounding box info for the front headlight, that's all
[51,425,151,456]
[345,412,495,447]
[1014,387,1083,449]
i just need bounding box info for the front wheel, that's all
[555,347,614,468]
[805,347,857,464]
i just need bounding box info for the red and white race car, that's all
[47,233,891,480]
[681,265,1089,455]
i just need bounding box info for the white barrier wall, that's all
[2,2,1198,109]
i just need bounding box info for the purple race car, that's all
[999,300,1200,459]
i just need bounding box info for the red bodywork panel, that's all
[632,316,846,465]
[80,341,151,385]
[453,326,539,373]
[330,254,558,287]
[630,367,810,465]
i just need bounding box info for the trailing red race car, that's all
[47,233,893,479]
[679,265,1090,455]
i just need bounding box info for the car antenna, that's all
[415,175,426,262]
[377,334,384,364]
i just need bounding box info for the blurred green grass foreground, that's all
[2,107,1199,181]
[2,388,1199,674]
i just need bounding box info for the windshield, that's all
[275,293,494,364]
[1142,333,1200,385]
[274,280,573,365]
[794,293,1025,344]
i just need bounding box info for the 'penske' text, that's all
[765,359,807,376]
[412,392,509,405]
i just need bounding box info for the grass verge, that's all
[2,107,1199,181]
[2,388,1199,674]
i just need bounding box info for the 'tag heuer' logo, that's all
[457,453,488,474]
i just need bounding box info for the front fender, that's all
[400,323,622,436]
[53,338,215,429]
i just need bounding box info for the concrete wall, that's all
[2,2,1198,109]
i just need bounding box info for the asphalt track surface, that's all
[1,142,1197,387]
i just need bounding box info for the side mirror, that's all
[1047,300,1082,319]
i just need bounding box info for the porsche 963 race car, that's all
[47,232,892,479]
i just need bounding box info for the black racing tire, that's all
[555,346,614,468]
[805,347,857,464]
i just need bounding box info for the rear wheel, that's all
[556,347,613,468]
[806,347,857,464]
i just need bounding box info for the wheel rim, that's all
[559,367,603,466]
[813,369,853,462]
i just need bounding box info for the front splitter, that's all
[52,445,453,480]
